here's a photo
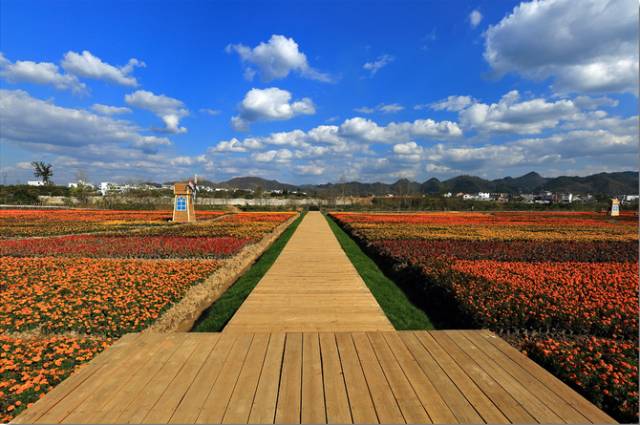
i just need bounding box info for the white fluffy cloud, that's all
[469,10,483,28]
[393,141,423,162]
[91,104,132,115]
[458,90,578,134]
[572,95,619,110]
[252,149,293,163]
[0,53,86,93]
[231,87,315,131]
[484,0,639,94]
[125,90,189,134]
[295,164,325,175]
[227,35,330,82]
[356,103,405,114]
[0,89,170,151]
[61,50,145,86]
[363,54,394,76]
[428,95,475,112]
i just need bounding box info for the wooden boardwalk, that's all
[224,212,393,332]
[13,330,615,424]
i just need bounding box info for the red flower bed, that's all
[0,235,252,258]
[522,335,638,423]
[0,335,111,423]
[373,239,638,263]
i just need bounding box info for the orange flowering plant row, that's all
[0,257,220,336]
[448,260,637,338]
[0,335,111,422]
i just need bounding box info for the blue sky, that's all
[0,0,638,184]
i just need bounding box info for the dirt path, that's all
[224,211,394,332]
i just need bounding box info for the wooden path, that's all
[13,330,615,424]
[224,212,393,332]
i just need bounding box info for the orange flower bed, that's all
[0,335,111,422]
[449,260,638,338]
[522,335,638,423]
[0,257,220,336]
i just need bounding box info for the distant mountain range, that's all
[192,171,638,196]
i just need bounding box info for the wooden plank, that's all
[117,334,202,423]
[445,331,563,423]
[382,332,462,423]
[142,334,221,424]
[196,333,254,424]
[334,333,378,424]
[35,333,162,424]
[397,332,483,424]
[275,333,303,424]
[366,332,431,424]
[350,332,404,424]
[248,333,286,424]
[12,334,140,424]
[301,333,326,424]
[429,332,536,423]
[414,332,509,424]
[222,333,271,424]
[462,331,590,423]
[169,332,238,424]
[477,330,617,424]
[92,334,184,423]
[318,333,352,424]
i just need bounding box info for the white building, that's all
[477,192,491,200]
[27,180,45,186]
[99,182,124,196]
[68,180,95,189]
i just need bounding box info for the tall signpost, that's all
[610,197,620,217]
[172,180,197,223]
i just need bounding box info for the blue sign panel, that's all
[176,196,187,211]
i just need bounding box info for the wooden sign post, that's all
[172,182,196,223]
[610,198,620,217]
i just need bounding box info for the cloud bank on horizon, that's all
[0,0,637,184]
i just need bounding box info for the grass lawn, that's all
[325,213,434,330]
[191,212,305,332]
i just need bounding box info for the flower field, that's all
[0,209,226,237]
[330,211,639,422]
[0,209,295,421]
[0,257,221,336]
[0,335,111,422]
[0,235,253,258]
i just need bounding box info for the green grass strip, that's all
[192,212,306,332]
[325,213,434,330]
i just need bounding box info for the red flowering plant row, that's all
[522,335,638,423]
[0,335,111,423]
[0,235,252,258]
[373,239,638,263]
